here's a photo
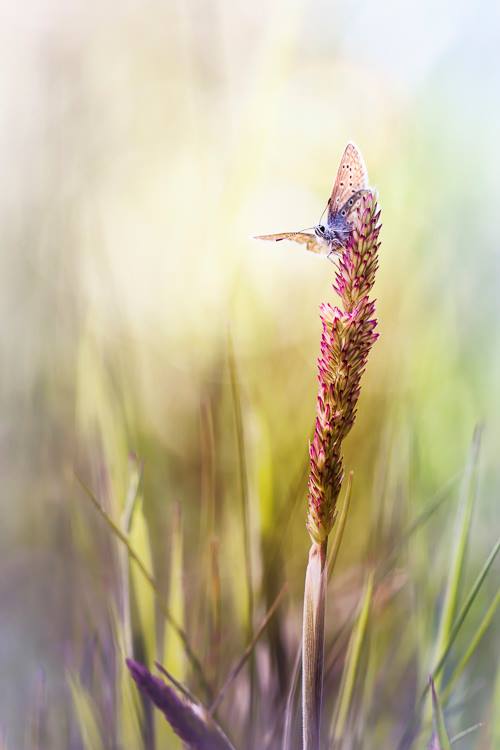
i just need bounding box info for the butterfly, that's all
[255,142,370,259]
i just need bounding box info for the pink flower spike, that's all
[306,193,381,543]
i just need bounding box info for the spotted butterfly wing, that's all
[254,231,325,255]
[327,143,369,222]
[338,189,371,222]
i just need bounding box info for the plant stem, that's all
[302,539,328,750]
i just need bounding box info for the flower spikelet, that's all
[126,659,234,750]
[307,194,381,543]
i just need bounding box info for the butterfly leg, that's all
[326,238,345,263]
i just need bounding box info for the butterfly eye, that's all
[319,224,325,232]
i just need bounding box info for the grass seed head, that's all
[307,194,381,543]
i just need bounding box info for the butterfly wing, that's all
[327,143,369,222]
[255,232,325,255]
[338,189,372,220]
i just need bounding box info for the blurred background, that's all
[1,0,499,748]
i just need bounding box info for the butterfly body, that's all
[315,191,367,249]
[317,213,351,242]
[255,143,370,259]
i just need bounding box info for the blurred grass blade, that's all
[119,456,143,656]
[400,474,458,540]
[76,474,212,700]
[431,536,500,684]
[328,471,353,580]
[121,455,143,532]
[432,426,482,691]
[493,662,500,748]
[111,606,143,750]
[162,504,185,677]
[332,570,374,743]
[450,723,482,744]
[118,672,143,747]
[208,537,222,685]
[68,675,105,750]
[130,496,157,663]
[378,472,459,579]
[302,541,327,750]
[442,588,499,704]
[430,678,451,750]
[159,504,185,747]
[155,662,200,704]
[228,333,255,747]
[209,582,288,714]
[273,452,309,566]
[282,644,301,750]
[200,399,221,685]
[227,334,254,629]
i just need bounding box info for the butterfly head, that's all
[314,224,326,239]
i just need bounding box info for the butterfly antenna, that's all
[282,226,316,235]
[318,200,329,225]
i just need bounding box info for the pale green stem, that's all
[302,540,328,750]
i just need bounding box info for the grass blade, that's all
[208,537,222,685]
[430,678,452,750]
[130,496,157,664]
[327,471,353,580]
[493,662,500,749]
[227,335,257,748]
[450,723,482,744]
[111,607,143,750]
[209,582,288,715]
[68,675,105,750]
[121,454,143,532]
[377,472,460,581]
[227,335,254,630]
[119,457,143,657]
[302,541,328,750]
[441,588,500,704]
[432,427,482,692]
[332,570,374,744]
[430,536,499,686]
[282,644,302,750]
[228,333,256,748]
[76,474,212,701]
[155,662,200,704]
[158,503,185,747]
[161,504,185,679]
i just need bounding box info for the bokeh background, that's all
[1,1,499,748]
